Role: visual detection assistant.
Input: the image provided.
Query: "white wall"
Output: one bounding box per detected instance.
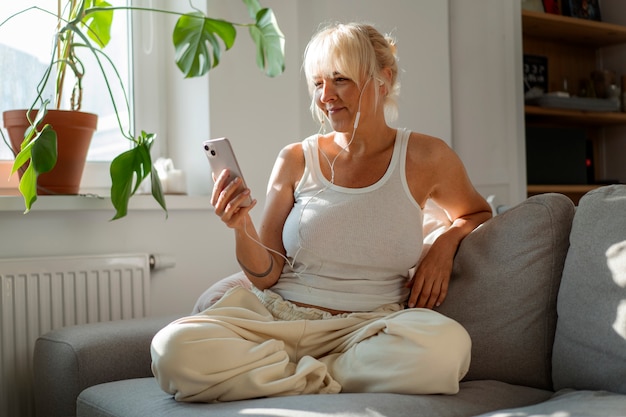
[293,1,452,142]
[0,0,524,317]
[449,0,526,207]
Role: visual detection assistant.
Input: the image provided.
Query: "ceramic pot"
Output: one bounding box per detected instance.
[3,109,97,195]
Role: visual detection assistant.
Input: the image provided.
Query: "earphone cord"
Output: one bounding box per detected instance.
[242,216,295,268]
[319,76,370,183]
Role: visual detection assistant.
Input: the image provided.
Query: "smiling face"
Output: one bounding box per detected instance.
[303,22,400,126]
[312,72,373,133]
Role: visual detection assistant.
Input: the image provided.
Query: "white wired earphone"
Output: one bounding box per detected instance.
[243,75,377,274]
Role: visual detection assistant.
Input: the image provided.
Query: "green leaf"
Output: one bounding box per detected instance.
[110,146,144,220]
[110,132,166,220]
[23,106,48,147]
[173,12,236,78]
[30,126,58,174]
[248,8,285,77]
[12,124,58,175]
[10,105,56,213]
[11,123,58,213]
[150,164,167,216]
[242,0,262,19]
[12,142,33,175]
[82,0,113,48]
[18,164,38,213]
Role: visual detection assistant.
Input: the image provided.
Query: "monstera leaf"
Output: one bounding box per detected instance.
[249,8,285,77]
[173,2,284,78]
[82,0,114,48]
[173,13,237,77]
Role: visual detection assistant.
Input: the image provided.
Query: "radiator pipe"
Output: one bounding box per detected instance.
[149,254,176,270]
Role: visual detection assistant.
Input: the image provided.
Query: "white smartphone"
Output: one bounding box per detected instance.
[203,137,252,207]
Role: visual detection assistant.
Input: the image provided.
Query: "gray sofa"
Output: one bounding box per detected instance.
[33,185,626,417]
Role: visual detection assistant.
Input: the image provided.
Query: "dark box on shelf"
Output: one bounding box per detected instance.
[562,0,601,21]
[526,127,592,184]
[523,55,548,94]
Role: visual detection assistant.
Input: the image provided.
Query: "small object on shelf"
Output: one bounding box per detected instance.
[561,0,601,21]
[591,69,617,98]
[525,95,621,112]
[523,54,548,94]
[546,91,570,97]
[542,0,561,14]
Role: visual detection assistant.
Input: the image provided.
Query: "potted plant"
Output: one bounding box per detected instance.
[0,0,285,219]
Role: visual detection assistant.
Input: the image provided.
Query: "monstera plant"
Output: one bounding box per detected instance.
[1,0,285,219]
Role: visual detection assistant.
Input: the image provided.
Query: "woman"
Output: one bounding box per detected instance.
[151,22,492,403]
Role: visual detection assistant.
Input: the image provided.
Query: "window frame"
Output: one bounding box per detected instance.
[82,0,210,197]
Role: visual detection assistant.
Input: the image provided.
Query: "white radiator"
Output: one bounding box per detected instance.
[0,253,153,417]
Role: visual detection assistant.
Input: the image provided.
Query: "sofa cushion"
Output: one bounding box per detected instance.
[552,184,626,394]
[192,271,252,313]
[475,389,626,417]
[33,315,178,417]
[77,378,552,417]
[436,193,575,391]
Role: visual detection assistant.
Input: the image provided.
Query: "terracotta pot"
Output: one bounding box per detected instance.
[3,109,97,195]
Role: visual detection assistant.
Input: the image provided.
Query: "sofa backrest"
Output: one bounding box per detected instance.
[436,192,575,391]
[552,185,626,394]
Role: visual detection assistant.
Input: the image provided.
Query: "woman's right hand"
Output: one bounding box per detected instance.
[211,169,256,229]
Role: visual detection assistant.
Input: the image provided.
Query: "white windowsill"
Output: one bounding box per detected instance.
[1,159,212,212]
[0,194,212,212]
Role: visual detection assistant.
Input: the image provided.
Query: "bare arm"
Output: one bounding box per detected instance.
[406,136,492,309]
[211,143,303,290]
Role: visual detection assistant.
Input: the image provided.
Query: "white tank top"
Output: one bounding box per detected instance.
[272,128,424,311]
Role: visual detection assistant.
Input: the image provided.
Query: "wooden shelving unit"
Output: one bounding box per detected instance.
[524,105,626,125]
[522,9,626,203]
[527,184,601,204]
[527,184,599,194]
[522,9,626,46]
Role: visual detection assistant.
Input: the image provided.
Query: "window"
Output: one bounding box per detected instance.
[0,1,132,162]
[1,1,210,198]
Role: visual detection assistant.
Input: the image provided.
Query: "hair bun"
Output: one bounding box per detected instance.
[385,36,398,57]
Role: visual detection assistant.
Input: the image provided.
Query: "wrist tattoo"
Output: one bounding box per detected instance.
[237,254,274,278]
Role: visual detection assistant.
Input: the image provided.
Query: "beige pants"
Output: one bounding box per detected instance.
[151,286,471,403]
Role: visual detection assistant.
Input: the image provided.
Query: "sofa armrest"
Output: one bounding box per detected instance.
[33,315,178,417]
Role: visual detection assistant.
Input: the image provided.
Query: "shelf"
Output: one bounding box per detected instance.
[522,9,626,46]
[527,184,600,193]
[525,105,626,125]
[527,184,604,204]
[522,7,626,204]
[0,194,213,212]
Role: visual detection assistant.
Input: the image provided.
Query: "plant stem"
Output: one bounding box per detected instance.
[56,0,71,108]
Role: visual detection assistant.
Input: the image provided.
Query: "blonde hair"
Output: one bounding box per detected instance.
[303,22,400,124]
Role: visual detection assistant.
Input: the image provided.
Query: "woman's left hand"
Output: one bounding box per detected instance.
[406,241,456,309]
